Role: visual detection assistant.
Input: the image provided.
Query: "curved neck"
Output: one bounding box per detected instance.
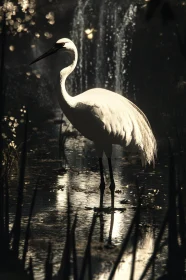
[59,49,78,109]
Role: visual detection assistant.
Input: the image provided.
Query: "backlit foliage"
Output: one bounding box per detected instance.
[1,106,28,176]
[0,0,55,41]
[0,0,36,35]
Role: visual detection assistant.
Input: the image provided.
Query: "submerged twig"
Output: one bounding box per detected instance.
[167,143,179,278]
[28,257,34,280]
[45,242,53,280]
[79,213,97,280]
[22,182,38,268]
[108,205,139,280]
[71,214,78,280]
[58,188,71,278]
[138,209,168,280]
[130,182,141,280]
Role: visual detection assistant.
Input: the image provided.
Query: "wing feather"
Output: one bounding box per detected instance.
[75,89,157,166]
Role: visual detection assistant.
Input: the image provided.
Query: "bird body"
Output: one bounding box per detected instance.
[30,37,157,209]
[61,87,156,166]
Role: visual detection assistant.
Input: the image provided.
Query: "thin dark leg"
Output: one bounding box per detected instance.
[108,211,114,245]
[99,158,105,208]
[108,158,115,209]
[107,157,115,245]
[99,212,104,242]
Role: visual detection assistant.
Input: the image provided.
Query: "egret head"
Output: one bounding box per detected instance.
[30,38,76,65]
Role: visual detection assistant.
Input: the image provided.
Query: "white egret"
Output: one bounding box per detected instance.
[30,38,157,209]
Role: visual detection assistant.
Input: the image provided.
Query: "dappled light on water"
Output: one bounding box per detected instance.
[6,130,168,279]
[97,231,154,280]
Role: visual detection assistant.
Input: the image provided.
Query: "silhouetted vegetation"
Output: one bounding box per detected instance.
[0,139,185,279]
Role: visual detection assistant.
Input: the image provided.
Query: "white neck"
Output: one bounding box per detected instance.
[59,48,78,109]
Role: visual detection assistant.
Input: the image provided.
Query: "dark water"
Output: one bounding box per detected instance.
[9,120,169,279]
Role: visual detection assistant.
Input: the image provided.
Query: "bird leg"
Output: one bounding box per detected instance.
[99,158,105,208]
[108,158,115,210]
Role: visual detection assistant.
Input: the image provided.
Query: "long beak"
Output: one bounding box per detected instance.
[29,45,61,65]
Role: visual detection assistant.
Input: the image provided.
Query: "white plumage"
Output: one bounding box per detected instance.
[71,88,156,166]
[30,38,157,208]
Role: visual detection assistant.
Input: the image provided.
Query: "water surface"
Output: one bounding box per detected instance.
[10,122,169,279]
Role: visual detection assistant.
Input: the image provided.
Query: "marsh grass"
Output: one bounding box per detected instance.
[0,115,186,279]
